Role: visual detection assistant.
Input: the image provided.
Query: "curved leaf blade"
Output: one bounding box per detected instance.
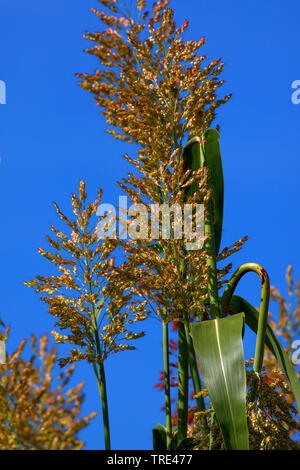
[229,295,300,414]
[182,130,224,255]
[190,313,249,450]
[203,129,224,256]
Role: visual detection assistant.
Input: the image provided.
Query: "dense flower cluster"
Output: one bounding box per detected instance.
[0,328,96,450]
[246,368,299,450]
[25,181,146,368]
[77,0,242,325]
[264,265,300,404]
[78,0,231,154]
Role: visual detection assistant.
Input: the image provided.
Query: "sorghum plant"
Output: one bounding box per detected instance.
[22,0,300,450]
[0,327,96,450]
[77,0,237,449]
[25,181,146,449]
[76,0,300,450]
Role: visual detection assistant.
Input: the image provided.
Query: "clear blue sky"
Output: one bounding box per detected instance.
[0,0,299,450]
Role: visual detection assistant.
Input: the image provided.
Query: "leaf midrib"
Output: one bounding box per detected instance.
[215,319,238,448]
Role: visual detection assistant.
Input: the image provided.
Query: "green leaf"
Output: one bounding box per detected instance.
[183,136,205,200]
[168,432,178,450]
[190,313,249,450]
[229,295,300,414]
[169,433,196,450]
[152,424,167,450]
[182,129,224,255]
[169,433,178,450]
[176,437,197,450]
[203,129,224,256]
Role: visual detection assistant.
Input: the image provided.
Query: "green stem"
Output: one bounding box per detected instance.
[204,200,221,319]
[92,362,111,450]
[93,332,111,450]
[221,262,270,373]
[163,322,172,448]
[177,321,189,443]
[184,323,208,430]
[83,242,111,450]
[209,412,216,450]
[98,361,111,450]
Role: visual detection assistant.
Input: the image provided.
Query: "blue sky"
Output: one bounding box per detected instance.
[0,0,299,450]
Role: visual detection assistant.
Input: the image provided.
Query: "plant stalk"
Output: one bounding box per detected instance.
[163,322,172,447]
[84,240,111,450]
[177,321,189,443]
[209,412,216,450]
[98,361,111,450]
[204,199,222,319]
[92,361,111,450]
[184,323,208,430]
